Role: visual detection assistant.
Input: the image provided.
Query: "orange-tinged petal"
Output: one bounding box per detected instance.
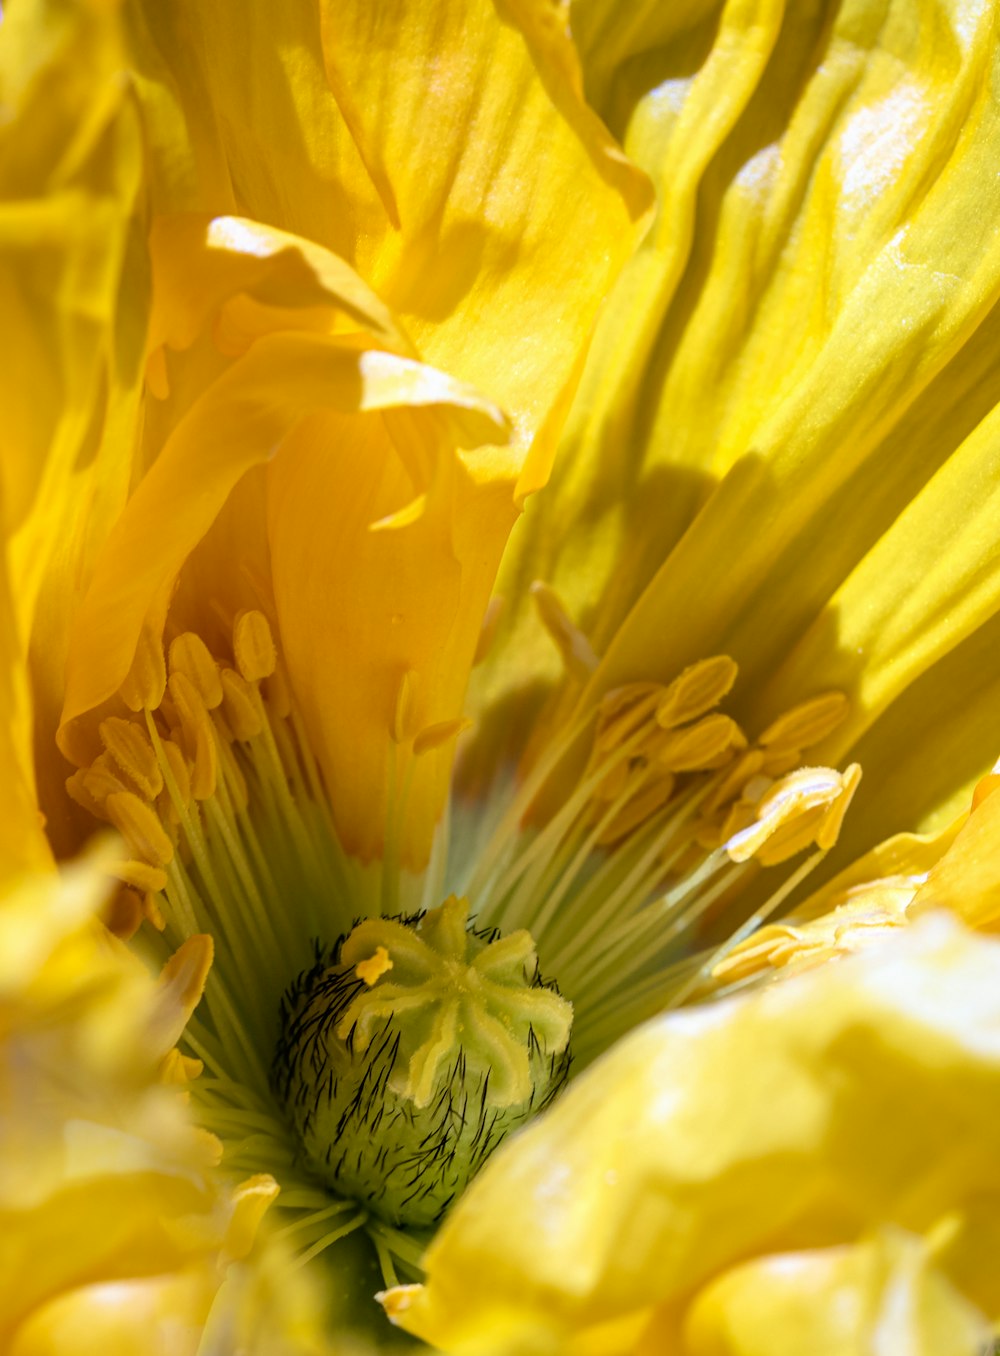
[0,0,147,867]
[267,407,515,864]
[57,331,509,761]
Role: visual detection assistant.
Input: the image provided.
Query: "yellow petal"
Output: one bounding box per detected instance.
[683,1231,990,1356]
[910,778,1000,931]
[127,0,650,484]
[0,852,330,1354]
[483,0,1000,851]
[58,331,508,751]
[0,0,147,867]
[385,915,1000,1352]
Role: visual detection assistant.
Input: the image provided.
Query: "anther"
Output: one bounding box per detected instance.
[654,713,744,772]
[71,754,131,814]
[355,945,393,985]
[105,790,175,868]
[596,773,676,846]
[531,581,599,681]
[724,764,861,865]
[99,717,164,800]
[413,717,472,756]
[111,859,169,894]
[220,669,264,741]
[159,737,192,806]
[758,692,850,751]
[119,622,167,713]
[656,656,738,728]
[168,672,218,800]
[233,609,277,682]
[169,633,224,709]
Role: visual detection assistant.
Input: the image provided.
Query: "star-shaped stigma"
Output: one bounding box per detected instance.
[338,895,573,1108]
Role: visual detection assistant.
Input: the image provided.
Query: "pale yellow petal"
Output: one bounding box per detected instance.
[385,916,1000,1352]
[683,1232,990,1356]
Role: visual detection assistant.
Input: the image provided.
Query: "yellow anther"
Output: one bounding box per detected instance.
[190,721,218,801]
[413,717,472,756]
[595,687,662,753]
[220,668,263,741]
[99,717,163,800]
[110,859,169,894]
[234,609,277,682]
[223,1175,281,1263]
[355,946,394,986]
[168,671,218,800]
[65,769,108,820]
[169,632,224,709]
[712,923,806,983]
[159,737,192,806]
[143,891,166,930]
[119,622,167,713]
[105,790,175,867]
[104,886,144,939]
[718,798,758,843]
[656,656,738,729]
[264,662,292,719]
[724,764,861,865]
[654,713,744,772]
[473,595,504,666]
[72,754,131,813]
[758,691,849,751]
[599,682,663,721]
[392,669,419,744]
[814,762,862,851]
[169,670,206,743]
[596,773,676,846]
[752,807,830,866]
[713,877,912,984]
[531,581,599,682]
[160,1048,204,1085]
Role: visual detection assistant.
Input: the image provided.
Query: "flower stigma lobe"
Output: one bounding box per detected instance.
[273,895,572,1230]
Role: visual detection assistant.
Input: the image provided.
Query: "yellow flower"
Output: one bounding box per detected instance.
[8,0,1000,1352]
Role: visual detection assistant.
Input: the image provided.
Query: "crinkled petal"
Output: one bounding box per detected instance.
[483,0,1000,849]
[57,331,508,755]
[683,1231,990,1356]
[384,915,1000,1353]
[126,0,650,483]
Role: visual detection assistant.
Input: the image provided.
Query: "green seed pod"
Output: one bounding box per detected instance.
[273,896,573,1229]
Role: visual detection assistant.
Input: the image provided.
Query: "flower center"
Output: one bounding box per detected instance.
[273,896,572,1228]
[60,594,861,1285]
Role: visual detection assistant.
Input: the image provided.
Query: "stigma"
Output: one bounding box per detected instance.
[273,896,572,1228]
